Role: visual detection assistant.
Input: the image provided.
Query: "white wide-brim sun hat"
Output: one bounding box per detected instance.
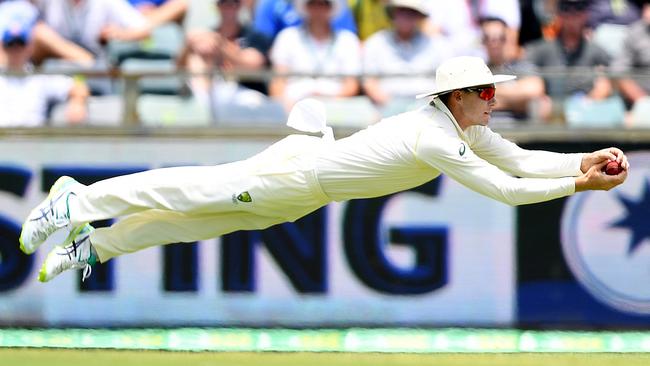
[386,0,429,17]
[416,56,516,99]
[294,0,344,19]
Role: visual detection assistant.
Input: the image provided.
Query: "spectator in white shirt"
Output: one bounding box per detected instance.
[0,18,89,127]
[269,0,361,111]
[362,0,452,115]
[0,0,93,67]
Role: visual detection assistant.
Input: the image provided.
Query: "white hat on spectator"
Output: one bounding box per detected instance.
[386,0,429,17]
[416,56,516,99]
[0,0,38,34]
[294,0,344,19]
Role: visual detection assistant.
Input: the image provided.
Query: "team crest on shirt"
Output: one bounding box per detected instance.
[561,152,650,315]
[459,143,466,156]
[237,191,252,203]
[232,191,253,203]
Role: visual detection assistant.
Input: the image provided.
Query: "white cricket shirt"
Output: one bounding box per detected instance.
[315,99,582,206]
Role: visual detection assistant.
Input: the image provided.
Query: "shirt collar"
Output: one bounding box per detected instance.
[432,97,468,140]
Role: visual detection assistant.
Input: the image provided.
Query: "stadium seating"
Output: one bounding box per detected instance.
[107,22,184,65]
[120,58,184,95]
[137,94,210,126]
[592,23,629,58]
[563,94,626,128]
[315,96,380,127]
[630,96,650,127]
[41,58,114,96]
[50,95,124,126]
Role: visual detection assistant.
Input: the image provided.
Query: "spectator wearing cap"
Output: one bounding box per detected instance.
[0,0,93,67]
[362,0,452,115]
[39,0,152,63]
[525,0,616,122]
[611,2,650,116]
[480,16,551,123]
[0,18,89,126]
[269,0,362,112]
[253,0,357,41]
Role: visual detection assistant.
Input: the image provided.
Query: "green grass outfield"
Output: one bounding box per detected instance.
[3,328,650,353]
[2,349,650,366]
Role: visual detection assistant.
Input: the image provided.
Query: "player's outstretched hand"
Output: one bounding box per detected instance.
[580,147,630,173]
[575,159,628,192]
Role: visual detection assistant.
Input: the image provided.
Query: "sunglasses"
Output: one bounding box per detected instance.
[464,85,496,101]
[558,2,589,13]
[3,37,27,48]
[306,0,333,7]
[482,34,506,44]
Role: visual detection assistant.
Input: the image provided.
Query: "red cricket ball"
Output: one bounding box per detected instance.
[605,161,622,175]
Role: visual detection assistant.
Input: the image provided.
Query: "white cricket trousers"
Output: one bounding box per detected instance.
[68,135,331,262]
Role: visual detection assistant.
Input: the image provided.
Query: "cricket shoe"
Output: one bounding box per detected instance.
[38,224,97,283]
[20,176,84,255]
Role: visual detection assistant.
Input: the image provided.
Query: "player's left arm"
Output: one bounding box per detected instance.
[414,127,577,206]
[468,126,584,178]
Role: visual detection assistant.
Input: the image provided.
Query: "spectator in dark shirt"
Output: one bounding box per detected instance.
[177,0,279,122]
[526,0,622,125]
[611,2,650,110]
[525,0,613,101]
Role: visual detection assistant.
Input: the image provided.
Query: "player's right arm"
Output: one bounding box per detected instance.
[574,159,628,192]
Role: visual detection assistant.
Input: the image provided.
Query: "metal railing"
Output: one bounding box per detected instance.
[3,66,650,130]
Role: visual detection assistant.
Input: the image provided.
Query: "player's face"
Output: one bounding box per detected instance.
[462,85,496,126]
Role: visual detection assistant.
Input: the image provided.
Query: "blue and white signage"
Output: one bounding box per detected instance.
[562,152,650,315]
[0,136,515,327]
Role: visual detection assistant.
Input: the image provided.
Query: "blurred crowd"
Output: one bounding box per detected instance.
[1,0,650,128]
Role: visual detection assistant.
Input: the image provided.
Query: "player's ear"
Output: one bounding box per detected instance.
[452,90,463,102]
